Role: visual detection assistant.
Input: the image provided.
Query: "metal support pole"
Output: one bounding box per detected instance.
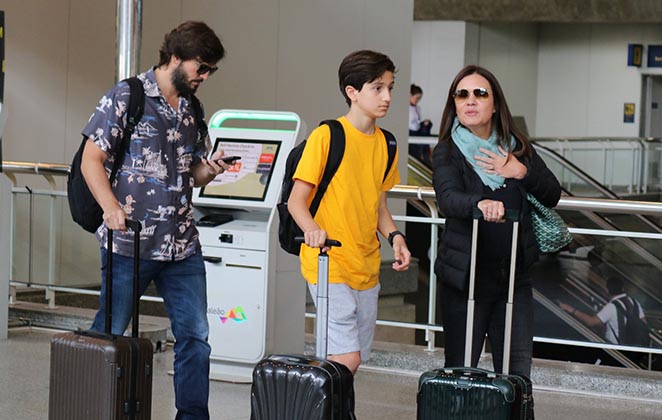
[46,175,56,288]
[0,175,11,339]
[116,0,142,81]
[423,194,440,353]
[45,288,57,310]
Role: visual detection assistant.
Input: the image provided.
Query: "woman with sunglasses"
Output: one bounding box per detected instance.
[431,65,561,419]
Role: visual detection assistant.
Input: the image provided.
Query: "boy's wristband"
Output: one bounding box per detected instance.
[388,230,406,247]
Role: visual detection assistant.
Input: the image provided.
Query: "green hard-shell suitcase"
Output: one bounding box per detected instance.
[417,210,533,420]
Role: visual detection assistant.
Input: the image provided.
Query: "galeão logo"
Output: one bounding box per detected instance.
[219,306,247,324]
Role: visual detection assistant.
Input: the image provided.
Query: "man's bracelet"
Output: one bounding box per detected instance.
[387,230,406,247]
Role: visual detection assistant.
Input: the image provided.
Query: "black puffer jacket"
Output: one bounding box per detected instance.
[432,138,561,292]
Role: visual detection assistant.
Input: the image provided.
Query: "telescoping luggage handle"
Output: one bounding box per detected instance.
[106,220,142,338]
[295,236,342,359]
[465,209,519,375]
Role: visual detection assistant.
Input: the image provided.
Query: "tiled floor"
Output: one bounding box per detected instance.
[2,327,662,420]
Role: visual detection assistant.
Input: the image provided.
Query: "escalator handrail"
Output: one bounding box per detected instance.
[532,143,620,199]
[534,143,662,233]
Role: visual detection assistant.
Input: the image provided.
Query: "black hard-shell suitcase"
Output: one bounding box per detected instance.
[251,239,357,420]
[417,210,533,420]
[49,221,154,420]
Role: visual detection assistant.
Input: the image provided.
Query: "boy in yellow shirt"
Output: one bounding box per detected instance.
[288,50,412,374]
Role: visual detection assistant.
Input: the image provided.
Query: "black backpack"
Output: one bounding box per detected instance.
[276,119,397,255]
[613,296,649,346]
[67,77,207,233]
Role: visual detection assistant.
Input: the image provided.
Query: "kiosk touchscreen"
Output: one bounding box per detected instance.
[193,110,303,382]
[196,137,281,205]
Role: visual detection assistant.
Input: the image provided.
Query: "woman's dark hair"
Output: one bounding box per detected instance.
[410,83,423,96]
[338,50,396,106]
[437,65,531,160]
[158,21,225,67]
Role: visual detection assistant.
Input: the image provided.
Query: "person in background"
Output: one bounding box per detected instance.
[81,21,226,420]
[288,50,412,376]
[409,83,433,136]
[409,83,433,167]
[432,64,562,420]
[560,276,647,345]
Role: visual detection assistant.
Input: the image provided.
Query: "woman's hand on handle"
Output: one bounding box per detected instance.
[477,199,505,223]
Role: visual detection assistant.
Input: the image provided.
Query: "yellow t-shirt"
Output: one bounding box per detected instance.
[293,117,400,290]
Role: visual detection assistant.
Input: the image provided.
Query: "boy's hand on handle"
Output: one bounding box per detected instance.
[392,237,411,271]
[477,199,505,223]
[295,235,341,253]
[304,228,330,253]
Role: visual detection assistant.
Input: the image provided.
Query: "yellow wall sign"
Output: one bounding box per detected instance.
[628,44,642,67]
[624,103,635,123]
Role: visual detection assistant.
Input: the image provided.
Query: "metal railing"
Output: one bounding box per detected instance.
[386,185,662,356]
[3,160,662,363]
[409,135,662,196]
[533,137,662,195]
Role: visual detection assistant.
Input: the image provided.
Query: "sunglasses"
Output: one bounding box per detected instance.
[195,60,218,76]
[452,87,490,100]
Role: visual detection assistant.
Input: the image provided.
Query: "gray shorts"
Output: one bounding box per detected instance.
[307,282,381,362]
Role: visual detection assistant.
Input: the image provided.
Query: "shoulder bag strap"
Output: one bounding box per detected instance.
[380,127,398,182]
[109,77,145,182]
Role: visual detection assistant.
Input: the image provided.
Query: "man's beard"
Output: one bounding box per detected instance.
[172,63,199,96]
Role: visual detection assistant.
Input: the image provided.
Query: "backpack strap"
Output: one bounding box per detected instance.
[381,127,398,182]
[307,121,396,216]
[188,94,209,143]
[309,119,345,217]
[611,298,628,344]
[109,77,145,183]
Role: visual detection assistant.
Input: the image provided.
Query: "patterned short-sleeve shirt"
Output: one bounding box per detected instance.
[82,68,211,261]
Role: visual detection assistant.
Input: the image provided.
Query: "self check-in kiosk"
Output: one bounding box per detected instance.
[192,110,305,382]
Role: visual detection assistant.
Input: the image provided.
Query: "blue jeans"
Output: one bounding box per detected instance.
[91,249,211,420]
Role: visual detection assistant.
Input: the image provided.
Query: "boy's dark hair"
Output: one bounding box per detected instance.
[158,21,225,67]
[606,276,625,296]
[338,50,396,106]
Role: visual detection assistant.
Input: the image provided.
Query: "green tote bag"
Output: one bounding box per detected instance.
[527,193,573,253]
